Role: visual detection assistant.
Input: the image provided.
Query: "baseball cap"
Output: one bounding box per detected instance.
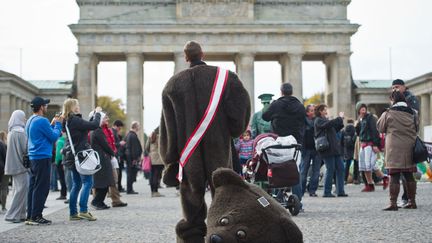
[30,97,50,108]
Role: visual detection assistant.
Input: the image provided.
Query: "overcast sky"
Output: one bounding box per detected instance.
[1,0,431,132]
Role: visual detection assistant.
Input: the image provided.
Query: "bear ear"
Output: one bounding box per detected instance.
[279,216,303,243]
[212,168,248,189]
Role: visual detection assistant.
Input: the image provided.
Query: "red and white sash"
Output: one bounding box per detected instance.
[177,67,229,183]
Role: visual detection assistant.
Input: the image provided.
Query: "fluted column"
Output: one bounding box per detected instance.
[420,94,430,137]
[336,52,353,119]
[280,53,303,102]
[126,53,144,143]
[9,95,16,113]
[0,94,11,131]
[77,53,98,117]
[235,52,255,113]
[174,52,189,75]
[21,99,27,112]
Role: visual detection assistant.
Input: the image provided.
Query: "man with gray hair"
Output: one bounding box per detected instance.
[124,121,142,194]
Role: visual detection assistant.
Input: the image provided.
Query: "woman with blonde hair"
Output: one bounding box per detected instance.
[62,98,102,221]
[4,110,28,223]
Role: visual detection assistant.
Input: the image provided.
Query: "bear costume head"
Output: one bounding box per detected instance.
[206,168,303,243]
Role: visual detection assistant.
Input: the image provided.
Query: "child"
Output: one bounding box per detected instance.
[235,130,254,176]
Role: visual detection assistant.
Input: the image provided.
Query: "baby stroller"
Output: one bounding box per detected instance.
[245,133,302,216]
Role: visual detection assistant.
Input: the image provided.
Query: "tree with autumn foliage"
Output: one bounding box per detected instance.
[97,96,126,124]
[303,92,324,106]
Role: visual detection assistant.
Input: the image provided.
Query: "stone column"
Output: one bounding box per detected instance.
[21,99,27,112]
[15,97,21,112]
[235,52,255,113]
[420,94,430,137]
[126,53,144,143]
[174,52,188,74]
[336,52,354,119]
[280,53,303,102]
[77,53,98,117]
[0,94,11,131]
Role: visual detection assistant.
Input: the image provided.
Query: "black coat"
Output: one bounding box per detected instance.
[314,116,344,158]
[90,128,115,188]
[64,113,101,152]
[303,117,316,150]
[262,96,306,144]
[341,124,356,160]
[0,141,6,176]
[125,131,142,163]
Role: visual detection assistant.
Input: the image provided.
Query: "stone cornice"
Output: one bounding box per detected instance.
[69,23,359,35]
[76,0,350,6]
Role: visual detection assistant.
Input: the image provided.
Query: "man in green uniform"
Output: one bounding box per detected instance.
[250,93,274,138]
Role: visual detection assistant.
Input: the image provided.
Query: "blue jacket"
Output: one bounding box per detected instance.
[26,115,62,160]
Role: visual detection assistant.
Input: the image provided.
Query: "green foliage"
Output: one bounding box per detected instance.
[304,92,324,106]
[97,96,126,125]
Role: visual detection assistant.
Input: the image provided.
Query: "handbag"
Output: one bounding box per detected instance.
[142,156,152,172]
[315,129,329,152]
[65,121,101,175]
[412,115,429,163]
[22,153,30,169]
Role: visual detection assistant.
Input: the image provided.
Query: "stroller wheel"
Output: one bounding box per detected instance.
[285,194,301,216]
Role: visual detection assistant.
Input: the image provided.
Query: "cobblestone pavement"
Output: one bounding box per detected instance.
[1,175,431,243]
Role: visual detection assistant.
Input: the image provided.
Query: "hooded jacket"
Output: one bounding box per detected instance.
[314,116,344,158]
[262,96,306,144]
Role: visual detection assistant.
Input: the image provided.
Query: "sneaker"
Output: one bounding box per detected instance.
[126,191,138,195]
[27,216,52,225]
[151,192,165,197]
[91,203,110,210]
[56,196,67,200]
[64,199,69,204]
[78,212,97,221]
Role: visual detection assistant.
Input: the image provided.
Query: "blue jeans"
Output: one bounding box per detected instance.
[300,149,321,194]
[69,168,93,215]
[27,158,51,219]
[322,156,345,196]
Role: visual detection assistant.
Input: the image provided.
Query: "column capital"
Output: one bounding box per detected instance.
[126,52,144,60]
[76,52,93,58]
[336,51,353,57]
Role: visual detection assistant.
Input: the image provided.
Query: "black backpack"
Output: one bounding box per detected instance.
[344,133,356,148]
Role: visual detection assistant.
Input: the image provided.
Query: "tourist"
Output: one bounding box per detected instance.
[124,121,143,194]
[0,131,9,212]
[101,116,127,207]
[90,113,117,210]
[4,110,28,223]
[112,120,126,192]
[159,40,250,242]
[300,104,321,197]
[314,104,347,197]
[378,91,418,210]
[54,132,67,200]
[355,103,388,192]
[62,98,101,221]
[262,83,305,207]
[145,127,165,197]
[26,97,62,225]
[341,118,359,184]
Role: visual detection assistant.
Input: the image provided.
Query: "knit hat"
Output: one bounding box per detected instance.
[392,79,405,86]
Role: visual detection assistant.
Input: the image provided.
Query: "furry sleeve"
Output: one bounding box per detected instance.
[159,89,179,166]
[223,72,251,138]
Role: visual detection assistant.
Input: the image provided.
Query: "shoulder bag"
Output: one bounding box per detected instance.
[412,115,429,164]
[65,121,101,175]
[315,128,329,152]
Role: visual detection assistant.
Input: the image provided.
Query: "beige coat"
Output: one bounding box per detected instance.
[146,136,164,166]
[377,108,417,169]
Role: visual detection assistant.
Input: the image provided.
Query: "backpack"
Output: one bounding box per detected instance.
[344,133,356,148]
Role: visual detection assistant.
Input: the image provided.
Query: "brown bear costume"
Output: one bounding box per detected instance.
[159,61,251,242]
[207,168,303,243]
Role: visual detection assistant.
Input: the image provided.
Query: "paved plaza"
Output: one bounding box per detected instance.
[0,174,431,243]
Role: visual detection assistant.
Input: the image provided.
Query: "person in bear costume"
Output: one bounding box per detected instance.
[207,168,303,243]
[159,41,251,243]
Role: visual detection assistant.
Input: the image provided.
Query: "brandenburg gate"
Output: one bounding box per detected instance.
[70,0,359,136]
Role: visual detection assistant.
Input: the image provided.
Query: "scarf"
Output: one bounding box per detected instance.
[102,124,117,154]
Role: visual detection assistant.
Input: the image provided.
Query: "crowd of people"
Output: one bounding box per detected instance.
[0,40,428,243]
[0,96,163,225]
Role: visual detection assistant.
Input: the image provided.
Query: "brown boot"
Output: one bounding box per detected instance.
[383,183,399,211]
[361,184,375,192]
[403,181,417,209]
